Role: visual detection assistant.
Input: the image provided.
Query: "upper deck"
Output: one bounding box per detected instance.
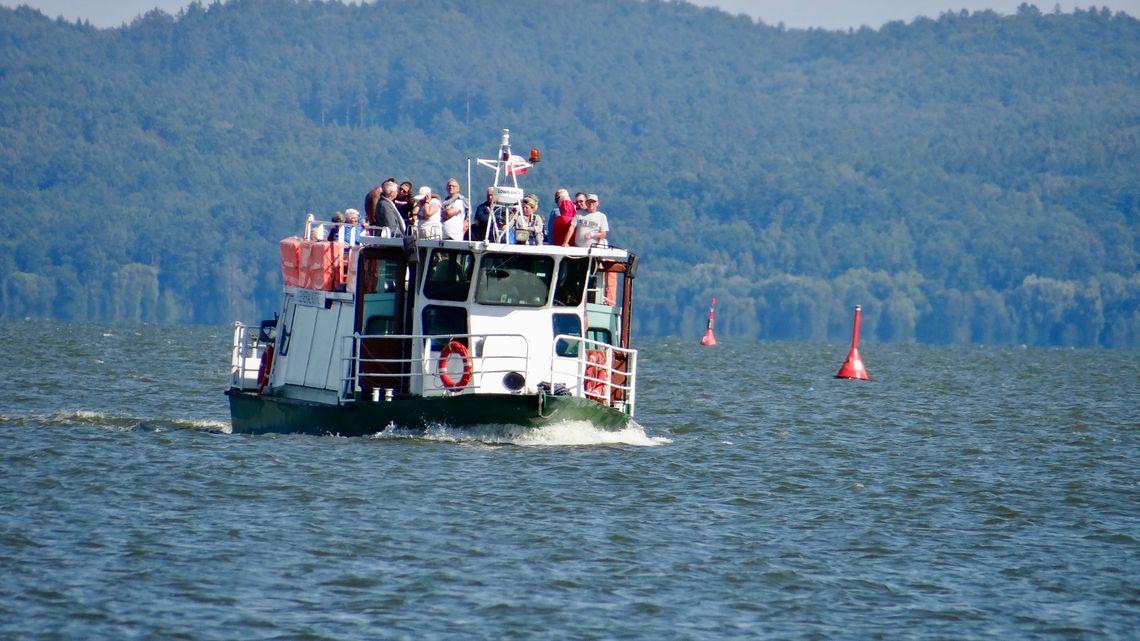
[281,213,637,300]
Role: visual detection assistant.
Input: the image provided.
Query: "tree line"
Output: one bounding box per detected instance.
[0,0,1137,347]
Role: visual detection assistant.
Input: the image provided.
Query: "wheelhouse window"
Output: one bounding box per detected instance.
[422,305,468,351]
[588,327,612,345]
[553,257,589,307]
[474,253,554,307]
[553,313,582,357]
[359,252,403,295]
[423,249,474,302]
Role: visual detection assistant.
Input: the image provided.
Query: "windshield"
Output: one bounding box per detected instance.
[474,253,554,307]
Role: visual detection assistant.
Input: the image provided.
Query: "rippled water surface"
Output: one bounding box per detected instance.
[1,322,1137,640]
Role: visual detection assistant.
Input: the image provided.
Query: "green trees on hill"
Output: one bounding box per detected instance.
[0,0,1137,347]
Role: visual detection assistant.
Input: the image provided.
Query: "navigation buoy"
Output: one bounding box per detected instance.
[835,304,869,380]
[700,297,717,346]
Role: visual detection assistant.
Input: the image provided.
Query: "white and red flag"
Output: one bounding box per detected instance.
[505,154,532,176]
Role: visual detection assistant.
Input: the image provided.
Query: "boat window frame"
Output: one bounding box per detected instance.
[473,252,555,307]
[553,257,589,307]
[423,248,475,302]
[421,304,469,351]
[587,327,612,345]
[553,313,583,357]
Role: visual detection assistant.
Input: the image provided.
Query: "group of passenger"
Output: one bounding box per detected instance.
[471,187,610,248]
[356,177,470,241]
[319,208,365,244]
[319,178,610,249]
[554,189,609,248]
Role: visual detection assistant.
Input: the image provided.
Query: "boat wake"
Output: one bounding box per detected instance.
[371,420,670,447]
[0,410,232,434]
[4,411,669,447]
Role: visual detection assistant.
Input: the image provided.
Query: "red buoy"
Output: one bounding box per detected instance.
[700,297,717,346]
[835,304,869,380]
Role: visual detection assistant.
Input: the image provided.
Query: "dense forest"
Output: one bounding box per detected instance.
[1,0,1137,347]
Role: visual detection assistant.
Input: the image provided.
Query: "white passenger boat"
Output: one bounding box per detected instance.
[225,130,639,435]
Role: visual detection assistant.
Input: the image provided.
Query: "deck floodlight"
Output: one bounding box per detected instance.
[503,371,526,392]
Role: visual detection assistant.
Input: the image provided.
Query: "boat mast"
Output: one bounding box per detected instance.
[475,128,530,243]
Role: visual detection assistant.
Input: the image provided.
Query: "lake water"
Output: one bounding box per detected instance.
[1,321,1137,640]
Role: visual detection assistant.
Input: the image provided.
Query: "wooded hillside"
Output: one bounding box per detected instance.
[1,0,1137,346]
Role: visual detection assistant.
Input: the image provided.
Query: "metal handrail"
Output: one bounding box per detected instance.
[338,332,534,402]
[232,322,637,415]
[550,334,637,415]
[229,322,266,390]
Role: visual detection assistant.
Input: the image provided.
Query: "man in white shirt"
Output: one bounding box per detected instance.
[441,178,468,240]
[572,193,609,248]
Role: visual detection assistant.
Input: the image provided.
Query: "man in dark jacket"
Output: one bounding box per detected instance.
[369,177,405,236]
[471,187,493,242]
[376,179,406,237]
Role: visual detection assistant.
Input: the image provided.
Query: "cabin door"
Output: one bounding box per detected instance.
[355,247,412,397]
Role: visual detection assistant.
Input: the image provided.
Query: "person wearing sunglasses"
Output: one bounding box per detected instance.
[570,193,608,248]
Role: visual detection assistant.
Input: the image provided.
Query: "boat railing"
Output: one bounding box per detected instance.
[303,213,393,243]
[339,332,534,402]
[295,214,371,290]
[337,332,634,412]
[296,213,426,293]
[550,334,637,415]
[229,321,267,391]
[232,322,635,414]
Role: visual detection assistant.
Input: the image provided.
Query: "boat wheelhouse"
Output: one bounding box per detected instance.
[225,130,639,436]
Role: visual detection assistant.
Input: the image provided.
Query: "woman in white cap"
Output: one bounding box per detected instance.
[413,186,442,240]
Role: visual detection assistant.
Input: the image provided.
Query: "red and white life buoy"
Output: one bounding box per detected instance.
[584,349,610,404]
[257,344,274,393]
[438,340,472,391]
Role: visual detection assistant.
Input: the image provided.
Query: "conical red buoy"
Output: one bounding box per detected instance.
[835,304,869,380]
[699,297,717,346]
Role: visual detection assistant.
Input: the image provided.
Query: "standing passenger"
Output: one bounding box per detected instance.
[571,193,608,247]
[414,186,443,239]
[546,189,569,244]
[364,186,382,228]
[441,178,468,240]
[515,194,544,245]
[376,180,405,237]
[472,187,493,242]
[553,196,577,246]
[396,181,415,228]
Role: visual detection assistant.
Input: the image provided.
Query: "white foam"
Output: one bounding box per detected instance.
[32,410,233,434]
[376,420,669,447]
[509,420,669,447]
[169,418,232,433]
[71,410,108,421]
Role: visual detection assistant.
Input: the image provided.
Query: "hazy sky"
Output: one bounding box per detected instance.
[4,0,1139,29]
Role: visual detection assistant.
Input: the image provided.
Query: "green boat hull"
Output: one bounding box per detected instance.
[225,390,631,436]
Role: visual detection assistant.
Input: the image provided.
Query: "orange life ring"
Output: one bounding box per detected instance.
[438,340,472,391]
[584,349,609,403]
[257,344,274,393]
